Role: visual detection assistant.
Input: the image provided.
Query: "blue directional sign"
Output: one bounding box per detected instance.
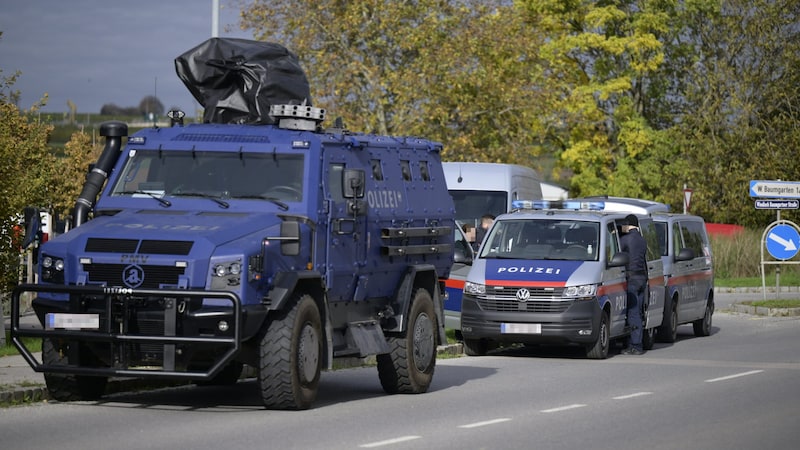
[766,224,800,260]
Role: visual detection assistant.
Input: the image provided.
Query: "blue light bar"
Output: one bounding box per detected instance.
[512,199,606,211]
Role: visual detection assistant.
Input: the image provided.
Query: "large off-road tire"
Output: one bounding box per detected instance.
[42,338,108,402]
[585,311,610,359]
[463,338,489,356]
[693,299,714,337]
[658,296,678,343]
[197,361,243,386]
[377,288,437,394]
[258,294,322,410]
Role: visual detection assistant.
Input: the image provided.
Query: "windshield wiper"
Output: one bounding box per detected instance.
[117,190,172,207]
[230,194,289,211]
[171,192,230,209]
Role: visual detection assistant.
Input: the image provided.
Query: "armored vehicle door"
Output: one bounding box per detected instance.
[324,160,368,302]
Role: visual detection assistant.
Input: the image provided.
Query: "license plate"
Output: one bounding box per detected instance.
[46,313,100,330]
[501,323,541,334]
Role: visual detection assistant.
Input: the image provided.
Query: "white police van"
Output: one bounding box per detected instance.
[460,200,665,359]
[651,212,714,341]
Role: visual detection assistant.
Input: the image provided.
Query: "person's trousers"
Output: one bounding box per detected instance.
[626,275,647,350]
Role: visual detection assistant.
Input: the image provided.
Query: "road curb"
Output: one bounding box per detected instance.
[1,344,464,406]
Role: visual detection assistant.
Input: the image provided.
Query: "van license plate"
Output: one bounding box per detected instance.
[46,313,100,330]
[501,323,541,334]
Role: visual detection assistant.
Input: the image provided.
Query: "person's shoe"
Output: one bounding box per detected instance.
[620,347,645,355]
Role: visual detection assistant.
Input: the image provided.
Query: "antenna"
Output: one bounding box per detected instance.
[212,0,219,37]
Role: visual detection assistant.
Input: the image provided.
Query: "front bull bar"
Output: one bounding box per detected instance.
[10,284,241,381]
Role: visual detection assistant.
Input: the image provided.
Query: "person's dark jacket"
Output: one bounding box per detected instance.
[620,228,647,275]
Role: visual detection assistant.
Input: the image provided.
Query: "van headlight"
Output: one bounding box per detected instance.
[464,281,486,295]
[563,284,597,299]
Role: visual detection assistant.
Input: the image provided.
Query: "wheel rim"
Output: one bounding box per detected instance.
[413,312,435,372]
[600,319,609,350]
[297,322,320,384]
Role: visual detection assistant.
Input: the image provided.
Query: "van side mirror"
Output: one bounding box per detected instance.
[676,248,695,262]
[608,252,629,268]
[280,221,300,256]
[343,169,365,199]
[454,245,474,265]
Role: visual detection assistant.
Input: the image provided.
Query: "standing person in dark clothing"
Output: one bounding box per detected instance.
[619,214,647,355]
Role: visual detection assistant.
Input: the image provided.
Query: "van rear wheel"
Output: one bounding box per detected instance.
[658,297,678,343]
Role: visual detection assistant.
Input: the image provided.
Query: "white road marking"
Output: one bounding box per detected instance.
[359,436,422,448]
[613,391,653,400]
[540,404,587,413]
[705,370,764,383]
[458,418,512,429]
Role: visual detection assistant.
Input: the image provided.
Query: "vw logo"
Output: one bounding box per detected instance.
[516,288,530,302]
[122,264,145,289]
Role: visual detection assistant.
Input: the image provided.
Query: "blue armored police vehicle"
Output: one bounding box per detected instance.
[10,38,456,410]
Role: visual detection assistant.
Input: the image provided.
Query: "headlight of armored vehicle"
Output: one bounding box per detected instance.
[464,281,486,295]
[211,259,243,289]
[41,254,65,283]
[563,284,598,299]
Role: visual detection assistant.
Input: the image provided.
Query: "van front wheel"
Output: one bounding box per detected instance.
[693,300,714,337]
[586,311,610,359]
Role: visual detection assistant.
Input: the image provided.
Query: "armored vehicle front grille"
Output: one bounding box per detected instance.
[86,264,186,289]
[85,238,193,255]
[139,240,193,255]
[86,238,138,253]
[478,286,571,313]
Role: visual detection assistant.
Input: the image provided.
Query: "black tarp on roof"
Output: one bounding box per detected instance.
[175,38,312,125]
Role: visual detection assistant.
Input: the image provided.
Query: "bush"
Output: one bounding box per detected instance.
[710,228,800,279]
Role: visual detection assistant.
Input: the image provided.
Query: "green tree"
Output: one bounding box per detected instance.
[517,0,676,199]
[239,0,552,167]
[0,68,55,304]
[668,0,800,226]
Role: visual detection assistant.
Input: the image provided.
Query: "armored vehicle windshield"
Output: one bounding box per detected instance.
[110,150,305,203]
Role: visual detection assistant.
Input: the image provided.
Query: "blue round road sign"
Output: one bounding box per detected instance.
[766,224,800,260]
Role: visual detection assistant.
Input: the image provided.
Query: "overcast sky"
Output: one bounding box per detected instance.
[0,0,251,114]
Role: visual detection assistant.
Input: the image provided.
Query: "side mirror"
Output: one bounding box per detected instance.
[343,169,365,199]
[280,221,300,256]
[608,252,629,268]
[675,248,695,262]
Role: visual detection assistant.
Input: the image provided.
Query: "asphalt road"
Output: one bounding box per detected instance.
[1,307,798,450]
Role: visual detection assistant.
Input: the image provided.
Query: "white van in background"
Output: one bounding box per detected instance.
[443,162,543,226]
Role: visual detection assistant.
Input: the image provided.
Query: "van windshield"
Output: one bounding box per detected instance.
[449,190,507,226]
[479,219,600,261]
[110,150,305,202]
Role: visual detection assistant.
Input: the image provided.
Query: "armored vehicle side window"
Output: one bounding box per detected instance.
[370,159,384,181]
[327,163,345,201]
[419,161,430,181]
[400,160,412,181]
